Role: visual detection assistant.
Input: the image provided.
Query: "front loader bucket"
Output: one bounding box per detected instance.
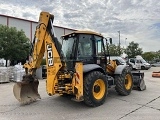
[13,80,41,104]
[132,71,146,91]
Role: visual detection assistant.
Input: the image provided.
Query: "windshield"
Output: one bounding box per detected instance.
[110,56,126,63]
[118,57,126,63]
[140,59,147,63]
[61,36,76,60]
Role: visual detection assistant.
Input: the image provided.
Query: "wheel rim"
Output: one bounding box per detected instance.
[125,74,132,90]
[92,79,105,100]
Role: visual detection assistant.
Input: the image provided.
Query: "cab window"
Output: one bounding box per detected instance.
[130,58,135,63]
[78,34,93,58]
[95,35,104,56]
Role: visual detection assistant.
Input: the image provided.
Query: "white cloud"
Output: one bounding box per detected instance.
[0,0,160,52]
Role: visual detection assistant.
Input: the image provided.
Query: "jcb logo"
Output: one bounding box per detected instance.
[47,44,53,66]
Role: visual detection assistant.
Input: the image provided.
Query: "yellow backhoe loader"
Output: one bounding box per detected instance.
[13,11,146,107]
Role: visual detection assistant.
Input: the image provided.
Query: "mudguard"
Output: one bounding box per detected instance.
[83,64,105,74]
[114,65,128,74]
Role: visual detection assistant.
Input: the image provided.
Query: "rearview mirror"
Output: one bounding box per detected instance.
[109,38,112,44]
[105,37,112,44]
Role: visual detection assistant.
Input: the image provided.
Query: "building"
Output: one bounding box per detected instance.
[0,14,76,66]
[0,14,76,43]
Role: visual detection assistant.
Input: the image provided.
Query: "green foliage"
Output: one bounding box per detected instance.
[125,41,143,58]
[155,52,160,61]
[0,25,31,65]
[142,52,156,62]
[142,51,160,63]
[108,44,123,56]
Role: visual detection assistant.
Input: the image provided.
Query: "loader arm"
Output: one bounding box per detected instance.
[13,12,64,103]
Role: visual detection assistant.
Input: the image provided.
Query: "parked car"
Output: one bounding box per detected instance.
[110,56,127,65]
[151,62,160,67]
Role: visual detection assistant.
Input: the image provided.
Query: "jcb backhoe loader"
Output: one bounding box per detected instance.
[13,11,146,107]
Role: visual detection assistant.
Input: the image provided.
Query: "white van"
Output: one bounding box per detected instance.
[138,58,151,70]
[128,58,151,70]
[128,58,141,70]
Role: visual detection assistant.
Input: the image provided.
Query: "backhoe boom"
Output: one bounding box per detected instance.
[13,12,64,103]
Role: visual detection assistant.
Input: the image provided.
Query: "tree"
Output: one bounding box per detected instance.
[155,52,160,62]
[142,52,156,62]
[125,41,143,58]
[107,44,123,56]
[0,25,31,66]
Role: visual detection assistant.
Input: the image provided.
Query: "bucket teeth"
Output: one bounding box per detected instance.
[21,95,41,105]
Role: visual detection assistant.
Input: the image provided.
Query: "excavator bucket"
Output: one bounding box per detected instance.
[132,71,146,91]
[13,80,41,104]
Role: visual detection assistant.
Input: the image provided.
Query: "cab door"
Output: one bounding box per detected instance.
[94,35,106,69]
[77,34,94,64]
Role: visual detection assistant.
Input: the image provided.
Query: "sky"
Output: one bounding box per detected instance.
[0,0,160,52]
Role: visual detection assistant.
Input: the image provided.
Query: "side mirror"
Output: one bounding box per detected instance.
[109,38,112,44]
[105,37,112,44]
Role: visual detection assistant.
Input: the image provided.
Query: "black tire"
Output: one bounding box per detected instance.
[128,64,133,70]
[141,66,145,70]
[115,67,133,96]
[83,71,107,107]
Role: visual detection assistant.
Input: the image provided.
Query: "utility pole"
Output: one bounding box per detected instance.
[125,38,127,48]
[118,31,120,55]
[125,38,127,54]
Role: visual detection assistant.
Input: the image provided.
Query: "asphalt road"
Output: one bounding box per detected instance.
[0,67,160,120]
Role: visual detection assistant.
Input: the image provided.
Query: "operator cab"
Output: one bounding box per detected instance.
[61,31,109,70]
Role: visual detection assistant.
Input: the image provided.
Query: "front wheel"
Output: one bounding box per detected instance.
[83,71,108,107]
[115,67,133,96]
[141,66,145,70]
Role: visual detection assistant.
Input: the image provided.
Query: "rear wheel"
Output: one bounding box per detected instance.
[83,71,107,107]
[115,67,133,96]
